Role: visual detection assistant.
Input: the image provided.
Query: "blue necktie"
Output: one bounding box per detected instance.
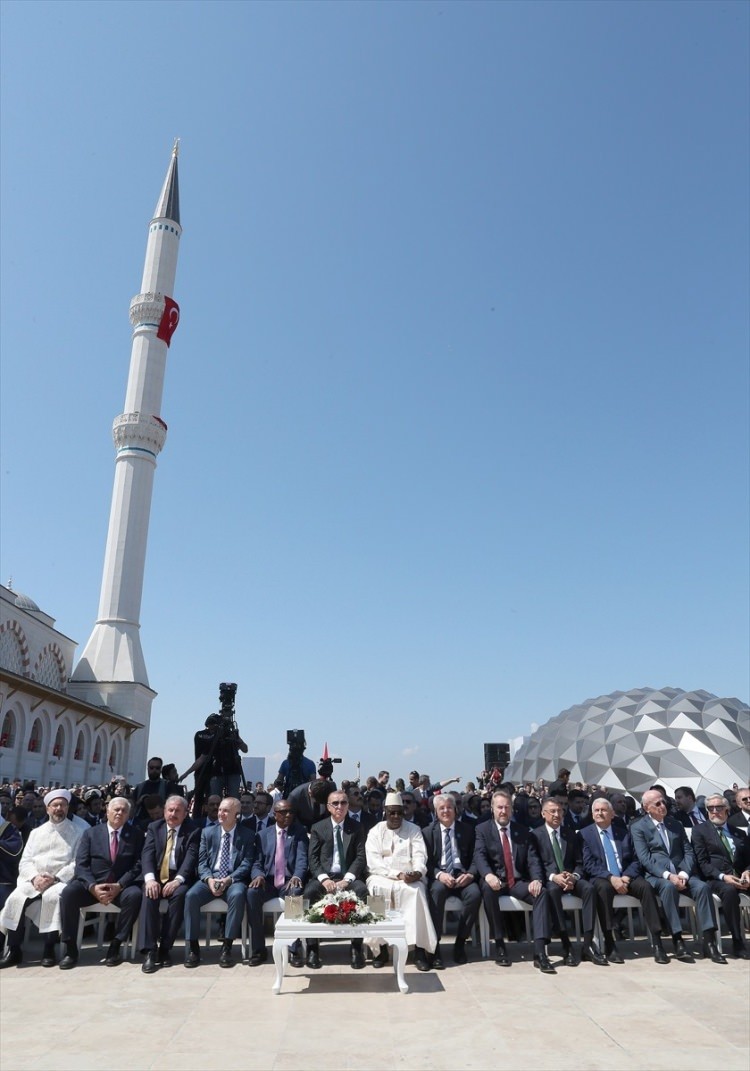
[217,832,231,878]
[601,830,621,876]
[443,828,455,871]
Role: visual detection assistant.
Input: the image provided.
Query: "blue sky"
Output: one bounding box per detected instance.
[1,0,747,786]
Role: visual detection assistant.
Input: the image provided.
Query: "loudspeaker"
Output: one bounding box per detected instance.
[484,742,510,770]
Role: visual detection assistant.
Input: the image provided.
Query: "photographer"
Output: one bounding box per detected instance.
[277,731,316,799]
[181,693,248,816]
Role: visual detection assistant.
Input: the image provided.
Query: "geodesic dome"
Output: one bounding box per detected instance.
[506,687,749,797]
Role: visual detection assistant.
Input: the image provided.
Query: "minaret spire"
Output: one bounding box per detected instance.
[69,146,184,775]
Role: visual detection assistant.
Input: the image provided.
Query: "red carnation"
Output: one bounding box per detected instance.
[323,904,338,921]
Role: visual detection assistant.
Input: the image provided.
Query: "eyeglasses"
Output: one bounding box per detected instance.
[329,801,348,807]
[737,797,750,804]
[651,801,667,807]
[706,805,728,812]
[275,809,292,815]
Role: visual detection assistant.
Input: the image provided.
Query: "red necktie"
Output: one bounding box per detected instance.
[501,827,515,889]
[110,830,119,862]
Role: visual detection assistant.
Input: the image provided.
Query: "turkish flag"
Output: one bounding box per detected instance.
[157,296,180,346]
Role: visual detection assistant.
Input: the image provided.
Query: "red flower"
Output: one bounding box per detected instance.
[323,904,339,921]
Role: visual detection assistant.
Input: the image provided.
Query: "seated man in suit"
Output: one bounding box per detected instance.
[674,786,708,828]
[139,795,201,973]
[692,793,750,959]
[474,789,553,972]
[304,789,368,969]
[530,798,607,967]
[59,797,144,969]
[727,786,750,834]
[580,797,668,964]
[247,798,309,966]
[631,788,724,963]
[365,792,437,972]
[183,797,257,968]
[244,791,275,834]
[424,794,481,967]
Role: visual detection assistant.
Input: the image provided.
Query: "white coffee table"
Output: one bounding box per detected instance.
[272,912,410,994]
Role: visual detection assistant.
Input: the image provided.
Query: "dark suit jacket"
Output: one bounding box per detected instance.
[691,822,750,881]
[197,823,258,885]
[530,824,585,880]
[563,813,593,834]
[141,817,200,885]
[308,815,366,881]
[73,823,145,889]
[728,811,750,834]
[579,822,642,881]
[630,815,696,879]
[241,815,276,834]
[347,809,378,833]
[288,783,329,831]
[251,821,309,884]
[674,806,708,829]
[473,819,543,884]
[424,820,478,881]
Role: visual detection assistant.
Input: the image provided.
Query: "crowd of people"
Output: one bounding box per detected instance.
[0,758,748,976]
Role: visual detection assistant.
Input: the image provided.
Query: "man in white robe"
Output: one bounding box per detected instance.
[0,789,81,967]
[365,791,437,971]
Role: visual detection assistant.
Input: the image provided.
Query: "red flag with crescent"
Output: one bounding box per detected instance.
[157,296,180,346]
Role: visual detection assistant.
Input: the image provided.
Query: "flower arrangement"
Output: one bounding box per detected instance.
[304,891,384,926]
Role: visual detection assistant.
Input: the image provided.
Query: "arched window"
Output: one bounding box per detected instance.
[53,725,65,758]
[92,735,103,764]
[74,731,84,762]
[0,711,16,748]
[28,718,42,753]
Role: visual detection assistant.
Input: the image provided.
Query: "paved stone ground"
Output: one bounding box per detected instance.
[1,934,748,1071]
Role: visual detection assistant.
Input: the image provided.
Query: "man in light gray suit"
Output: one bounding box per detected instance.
[631,789,724,964]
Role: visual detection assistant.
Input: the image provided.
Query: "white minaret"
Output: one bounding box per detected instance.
[69,143,182,775]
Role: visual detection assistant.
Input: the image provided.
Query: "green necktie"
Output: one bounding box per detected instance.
[718,829,734,863]
[551,830,565,871]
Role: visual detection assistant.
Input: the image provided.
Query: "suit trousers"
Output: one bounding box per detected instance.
[184,881,246,941]
[704,878,742,942]
[59,883,142,943]
[545,878,596,937]
[138,878,190,953]
[480,880,550,943]
[246,881,303,954]
[644,874,715,935]
[591,876,662,935]
[428,878,481,943]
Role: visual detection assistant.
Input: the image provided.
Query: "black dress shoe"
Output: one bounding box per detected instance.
[248,948,268,967]
[59,953,78,970]
[581,946,608,966]
[415,953,431,972]
[606,946,624,964]
[533,954,557,974]
[306,948,322,969]
[289,949,305,968]
[184,948,200,968]
[731,943,750,960]
[350,945,365,969]
[653,941,670,965]
[431,953,445,970]
[104,940,123,967]
[452,943,467,965]
[703,940,727,964]
[372,945,389,968]
[562,949,578,967]
[0,948,22,969]
[494,943,511,967]
[159,949,172,967]
[672,937,694,962]
[142,952,160,974]
[40,945,58,968]
[219,946,235,968]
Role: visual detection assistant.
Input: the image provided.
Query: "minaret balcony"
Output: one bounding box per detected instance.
[129,292,166,328]
[112,412,168,456]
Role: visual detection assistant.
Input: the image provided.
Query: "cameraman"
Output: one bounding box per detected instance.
[181,714,248,805]
[277,732,316,799]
